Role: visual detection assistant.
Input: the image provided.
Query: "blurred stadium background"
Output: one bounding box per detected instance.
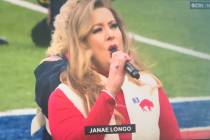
[0,0,210,139]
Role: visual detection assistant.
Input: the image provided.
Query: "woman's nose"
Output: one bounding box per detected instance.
[106,27,114,41]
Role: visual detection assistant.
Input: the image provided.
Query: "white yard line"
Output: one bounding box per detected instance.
[3,0,47,14]
[0,108,36,117]
[3,0,210,61]
[129,33,210,61]
[181,126,210,132]
[0,96,210,116]
[170,96,210,103]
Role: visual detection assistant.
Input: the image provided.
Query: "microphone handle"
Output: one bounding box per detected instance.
[125,62,140,79]
[110,47,140,79]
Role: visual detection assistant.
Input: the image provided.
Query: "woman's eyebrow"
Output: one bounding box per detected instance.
[92,19,116,27]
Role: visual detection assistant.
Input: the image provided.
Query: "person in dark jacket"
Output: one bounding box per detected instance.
[37,0,67,30]
[48,0,67,30]
[32,57,67,140]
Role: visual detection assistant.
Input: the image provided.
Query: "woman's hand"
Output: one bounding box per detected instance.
[105,51,131,97]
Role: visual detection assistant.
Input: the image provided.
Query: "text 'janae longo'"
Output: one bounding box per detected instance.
[85,124,136,135]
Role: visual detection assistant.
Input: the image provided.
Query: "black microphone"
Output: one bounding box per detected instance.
[110,48,140,79]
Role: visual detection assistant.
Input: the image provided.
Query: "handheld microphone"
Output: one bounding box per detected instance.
[110,48,140,79]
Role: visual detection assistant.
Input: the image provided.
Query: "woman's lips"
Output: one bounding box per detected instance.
[108,45,118,56]
[108,44,118,52]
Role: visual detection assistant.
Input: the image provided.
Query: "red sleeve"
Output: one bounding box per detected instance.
[158,87,182,140]
[48,88,116,140]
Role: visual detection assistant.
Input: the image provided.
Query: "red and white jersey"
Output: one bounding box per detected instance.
[48,73,182,140]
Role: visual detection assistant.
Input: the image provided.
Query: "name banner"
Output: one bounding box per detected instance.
[85,124,136,135]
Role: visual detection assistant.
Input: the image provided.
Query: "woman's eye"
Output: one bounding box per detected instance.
[110,23,119,29]
[92,27,102,34]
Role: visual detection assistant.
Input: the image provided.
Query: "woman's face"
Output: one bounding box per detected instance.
[87,7,123,75]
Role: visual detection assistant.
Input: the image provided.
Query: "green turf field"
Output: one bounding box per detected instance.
[113,0,210,54]
[0,0,209,111]
[112,0,210,97]
[0,1,46,110]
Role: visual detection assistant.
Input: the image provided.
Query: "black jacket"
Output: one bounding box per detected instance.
[34,58,67,140]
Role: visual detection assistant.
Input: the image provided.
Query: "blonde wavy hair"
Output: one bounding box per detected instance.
[47,0,145,118]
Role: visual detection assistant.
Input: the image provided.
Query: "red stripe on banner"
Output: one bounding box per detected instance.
[181,129,210,140]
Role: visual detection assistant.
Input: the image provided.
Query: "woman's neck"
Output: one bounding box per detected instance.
[91,63,109,77]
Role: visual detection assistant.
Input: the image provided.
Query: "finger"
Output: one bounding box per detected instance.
[112,51,128,60]
[111,53,129,70]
